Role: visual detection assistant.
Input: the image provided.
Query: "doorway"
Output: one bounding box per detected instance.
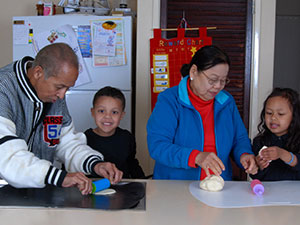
[273,0,300,91]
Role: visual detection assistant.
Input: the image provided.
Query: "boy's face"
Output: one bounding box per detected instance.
[91,96,125,137]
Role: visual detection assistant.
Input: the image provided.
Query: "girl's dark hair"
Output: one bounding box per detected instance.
[257,87,300,153]
[180,45,230,77]
[93,86,125,110]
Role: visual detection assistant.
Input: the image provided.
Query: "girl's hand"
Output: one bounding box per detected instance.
[195,152,225,177]
[240,154,258,175]
[261,146,297,166]
[259,146,283,161]
[256,155,270,170]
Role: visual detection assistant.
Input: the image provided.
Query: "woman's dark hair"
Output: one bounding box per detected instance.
[257,87,300,153]
[180,45,230,77]
[93,86,126,110]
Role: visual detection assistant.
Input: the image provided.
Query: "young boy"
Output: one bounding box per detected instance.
[84,86,145,179]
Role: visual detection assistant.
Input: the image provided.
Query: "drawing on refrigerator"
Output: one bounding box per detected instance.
[12,15,132,132]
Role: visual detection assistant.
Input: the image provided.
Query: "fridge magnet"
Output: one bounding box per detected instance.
[28,28,34,44]
[47,32,58,43]
[102,21,117,30]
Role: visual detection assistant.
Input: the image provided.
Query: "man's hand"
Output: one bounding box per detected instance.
[94,162,123,184]
[62,172,92,195]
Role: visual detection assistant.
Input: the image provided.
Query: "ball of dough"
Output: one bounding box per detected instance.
[259,146,272,162]
[199,175,224,192]
[258,146,268,157]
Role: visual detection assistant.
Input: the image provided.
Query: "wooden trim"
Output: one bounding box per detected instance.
[160,0,168,39]
[160,27,217,31]
[243,0,253,130]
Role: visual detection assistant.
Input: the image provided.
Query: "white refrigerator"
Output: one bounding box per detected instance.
[12,15,132,132]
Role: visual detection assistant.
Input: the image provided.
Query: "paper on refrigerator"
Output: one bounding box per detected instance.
[90,18,126,67]
[33,24,91,87]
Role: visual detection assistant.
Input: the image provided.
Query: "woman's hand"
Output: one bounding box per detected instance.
[195,152,225,177]
[240,154,258,175]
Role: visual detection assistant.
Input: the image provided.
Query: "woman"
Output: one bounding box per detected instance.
[147,45,257,180]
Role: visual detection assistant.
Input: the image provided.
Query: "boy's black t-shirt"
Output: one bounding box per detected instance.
[84,127,145,179]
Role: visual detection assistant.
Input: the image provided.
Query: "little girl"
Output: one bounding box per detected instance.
[250,87,300,181]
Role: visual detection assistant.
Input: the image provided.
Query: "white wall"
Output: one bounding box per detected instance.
[249,0,276,139]
[135,0,160,176]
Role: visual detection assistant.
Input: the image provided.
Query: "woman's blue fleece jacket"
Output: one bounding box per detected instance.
[147,76,253,180]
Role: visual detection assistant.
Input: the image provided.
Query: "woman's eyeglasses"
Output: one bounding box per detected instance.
[202,71,230,86]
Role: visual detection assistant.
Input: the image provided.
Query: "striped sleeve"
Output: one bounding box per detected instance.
[83,155,103,176]
[45,166,67,187]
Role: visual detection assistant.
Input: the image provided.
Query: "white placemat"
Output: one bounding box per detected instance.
[189,180,300,208]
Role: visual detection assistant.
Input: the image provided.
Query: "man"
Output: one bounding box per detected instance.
[0,43,122,195]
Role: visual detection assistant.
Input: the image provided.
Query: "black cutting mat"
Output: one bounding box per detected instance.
[0,181,146,210]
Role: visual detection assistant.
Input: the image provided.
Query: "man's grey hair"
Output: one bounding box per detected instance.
[32,43,79,79]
